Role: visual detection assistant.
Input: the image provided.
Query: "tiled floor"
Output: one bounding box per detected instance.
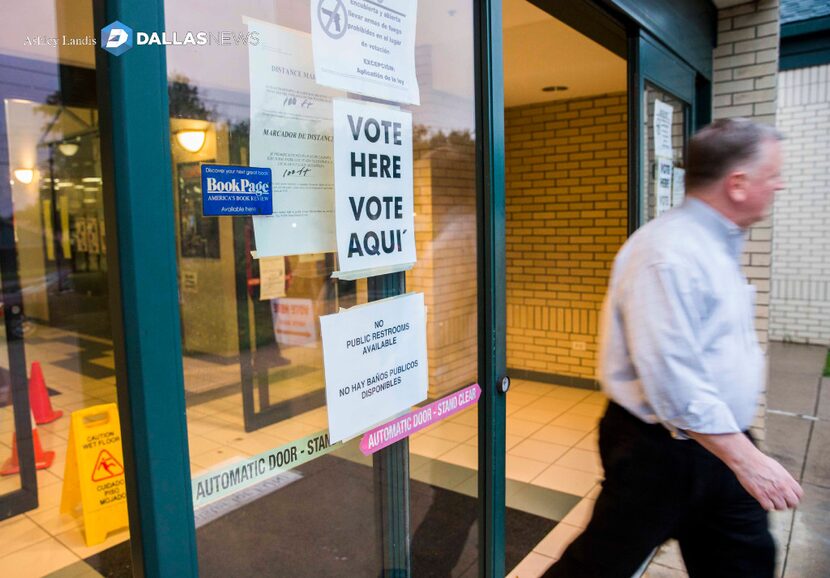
[498,380,606,577]
[0,327,124,578]
[5,329,828,578]
[3,322,607,577]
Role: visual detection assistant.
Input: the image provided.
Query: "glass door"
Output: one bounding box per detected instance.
[134,0,506,575]
[637,33,697,227]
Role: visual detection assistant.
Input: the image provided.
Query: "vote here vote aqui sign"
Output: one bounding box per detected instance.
[320,292,428,443]
[333,99,415,276]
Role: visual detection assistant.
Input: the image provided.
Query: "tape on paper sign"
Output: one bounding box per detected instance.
[201,164,273,216]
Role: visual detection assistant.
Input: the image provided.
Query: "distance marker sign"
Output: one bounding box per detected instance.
[333,99,415,277]
[320,292,428,443]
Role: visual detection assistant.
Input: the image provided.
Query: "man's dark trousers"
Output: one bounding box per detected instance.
[543,402,775,578]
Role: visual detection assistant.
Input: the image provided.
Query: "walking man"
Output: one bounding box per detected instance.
[544,118,802,578]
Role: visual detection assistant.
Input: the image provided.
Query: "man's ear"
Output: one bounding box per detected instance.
[725,171,748,203]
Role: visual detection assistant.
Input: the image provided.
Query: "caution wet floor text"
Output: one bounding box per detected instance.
[61,403,128,546]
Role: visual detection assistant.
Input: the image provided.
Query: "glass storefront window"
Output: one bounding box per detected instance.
[164,1,481,575]
[0,4,131,576]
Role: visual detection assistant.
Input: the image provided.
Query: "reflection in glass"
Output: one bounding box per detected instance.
[164,1,480,575]
[0,3,131,572]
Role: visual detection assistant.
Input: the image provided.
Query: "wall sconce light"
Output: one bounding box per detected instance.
[13,168,34,184]
[175,129,207,153]
[58,142,80,157]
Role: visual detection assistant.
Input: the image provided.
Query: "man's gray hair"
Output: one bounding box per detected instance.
[685,118,783,191]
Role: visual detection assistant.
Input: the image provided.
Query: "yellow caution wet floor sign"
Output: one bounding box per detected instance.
[61,403,128,546]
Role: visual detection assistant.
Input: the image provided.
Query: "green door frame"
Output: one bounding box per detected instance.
[94,0,198,576]
[477,0,507,576]
[92,0,508,576]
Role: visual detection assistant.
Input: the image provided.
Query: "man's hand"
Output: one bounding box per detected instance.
[688,431,803,511]
[730,449,803,511]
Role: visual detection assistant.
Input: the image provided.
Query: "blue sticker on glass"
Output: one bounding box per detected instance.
[201,164,273,216]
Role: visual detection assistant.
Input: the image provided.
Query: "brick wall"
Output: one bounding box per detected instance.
[771,64,830,345]
[712,0,781,441]
[505,93,628,382]
[407,137,478,398]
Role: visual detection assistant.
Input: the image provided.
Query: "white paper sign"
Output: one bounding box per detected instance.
[311,0,420,105]
[320,293,428,443]
[272,298,317,347]
[333,99,415,276]
[656,158,673,217]
[653,99,674,160]
[259,257,286,300]
[672,167,686,207]
[247,19,344,257]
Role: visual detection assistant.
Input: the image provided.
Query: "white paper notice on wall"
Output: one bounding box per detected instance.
[258,256,286,300]
[672,167,686,207]
[320,292,428,443]
[332,99,416,279]
[311,0,420,105]
[653,99,674,160]
[246,18,344,257]
[656,158,673,217]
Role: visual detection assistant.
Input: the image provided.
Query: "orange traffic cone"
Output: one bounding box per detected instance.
[1,414,55,475]
[29,361,62,425]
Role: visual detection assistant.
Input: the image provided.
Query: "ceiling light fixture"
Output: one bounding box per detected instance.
[13,168,34,184]
[58,142,80,157]
[175,129,207,153]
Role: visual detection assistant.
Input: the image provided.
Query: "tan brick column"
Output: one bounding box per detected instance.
[712,0,781,442]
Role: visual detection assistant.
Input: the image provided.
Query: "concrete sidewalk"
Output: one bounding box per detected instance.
[765,341,830,578]
[644,341,830,577]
